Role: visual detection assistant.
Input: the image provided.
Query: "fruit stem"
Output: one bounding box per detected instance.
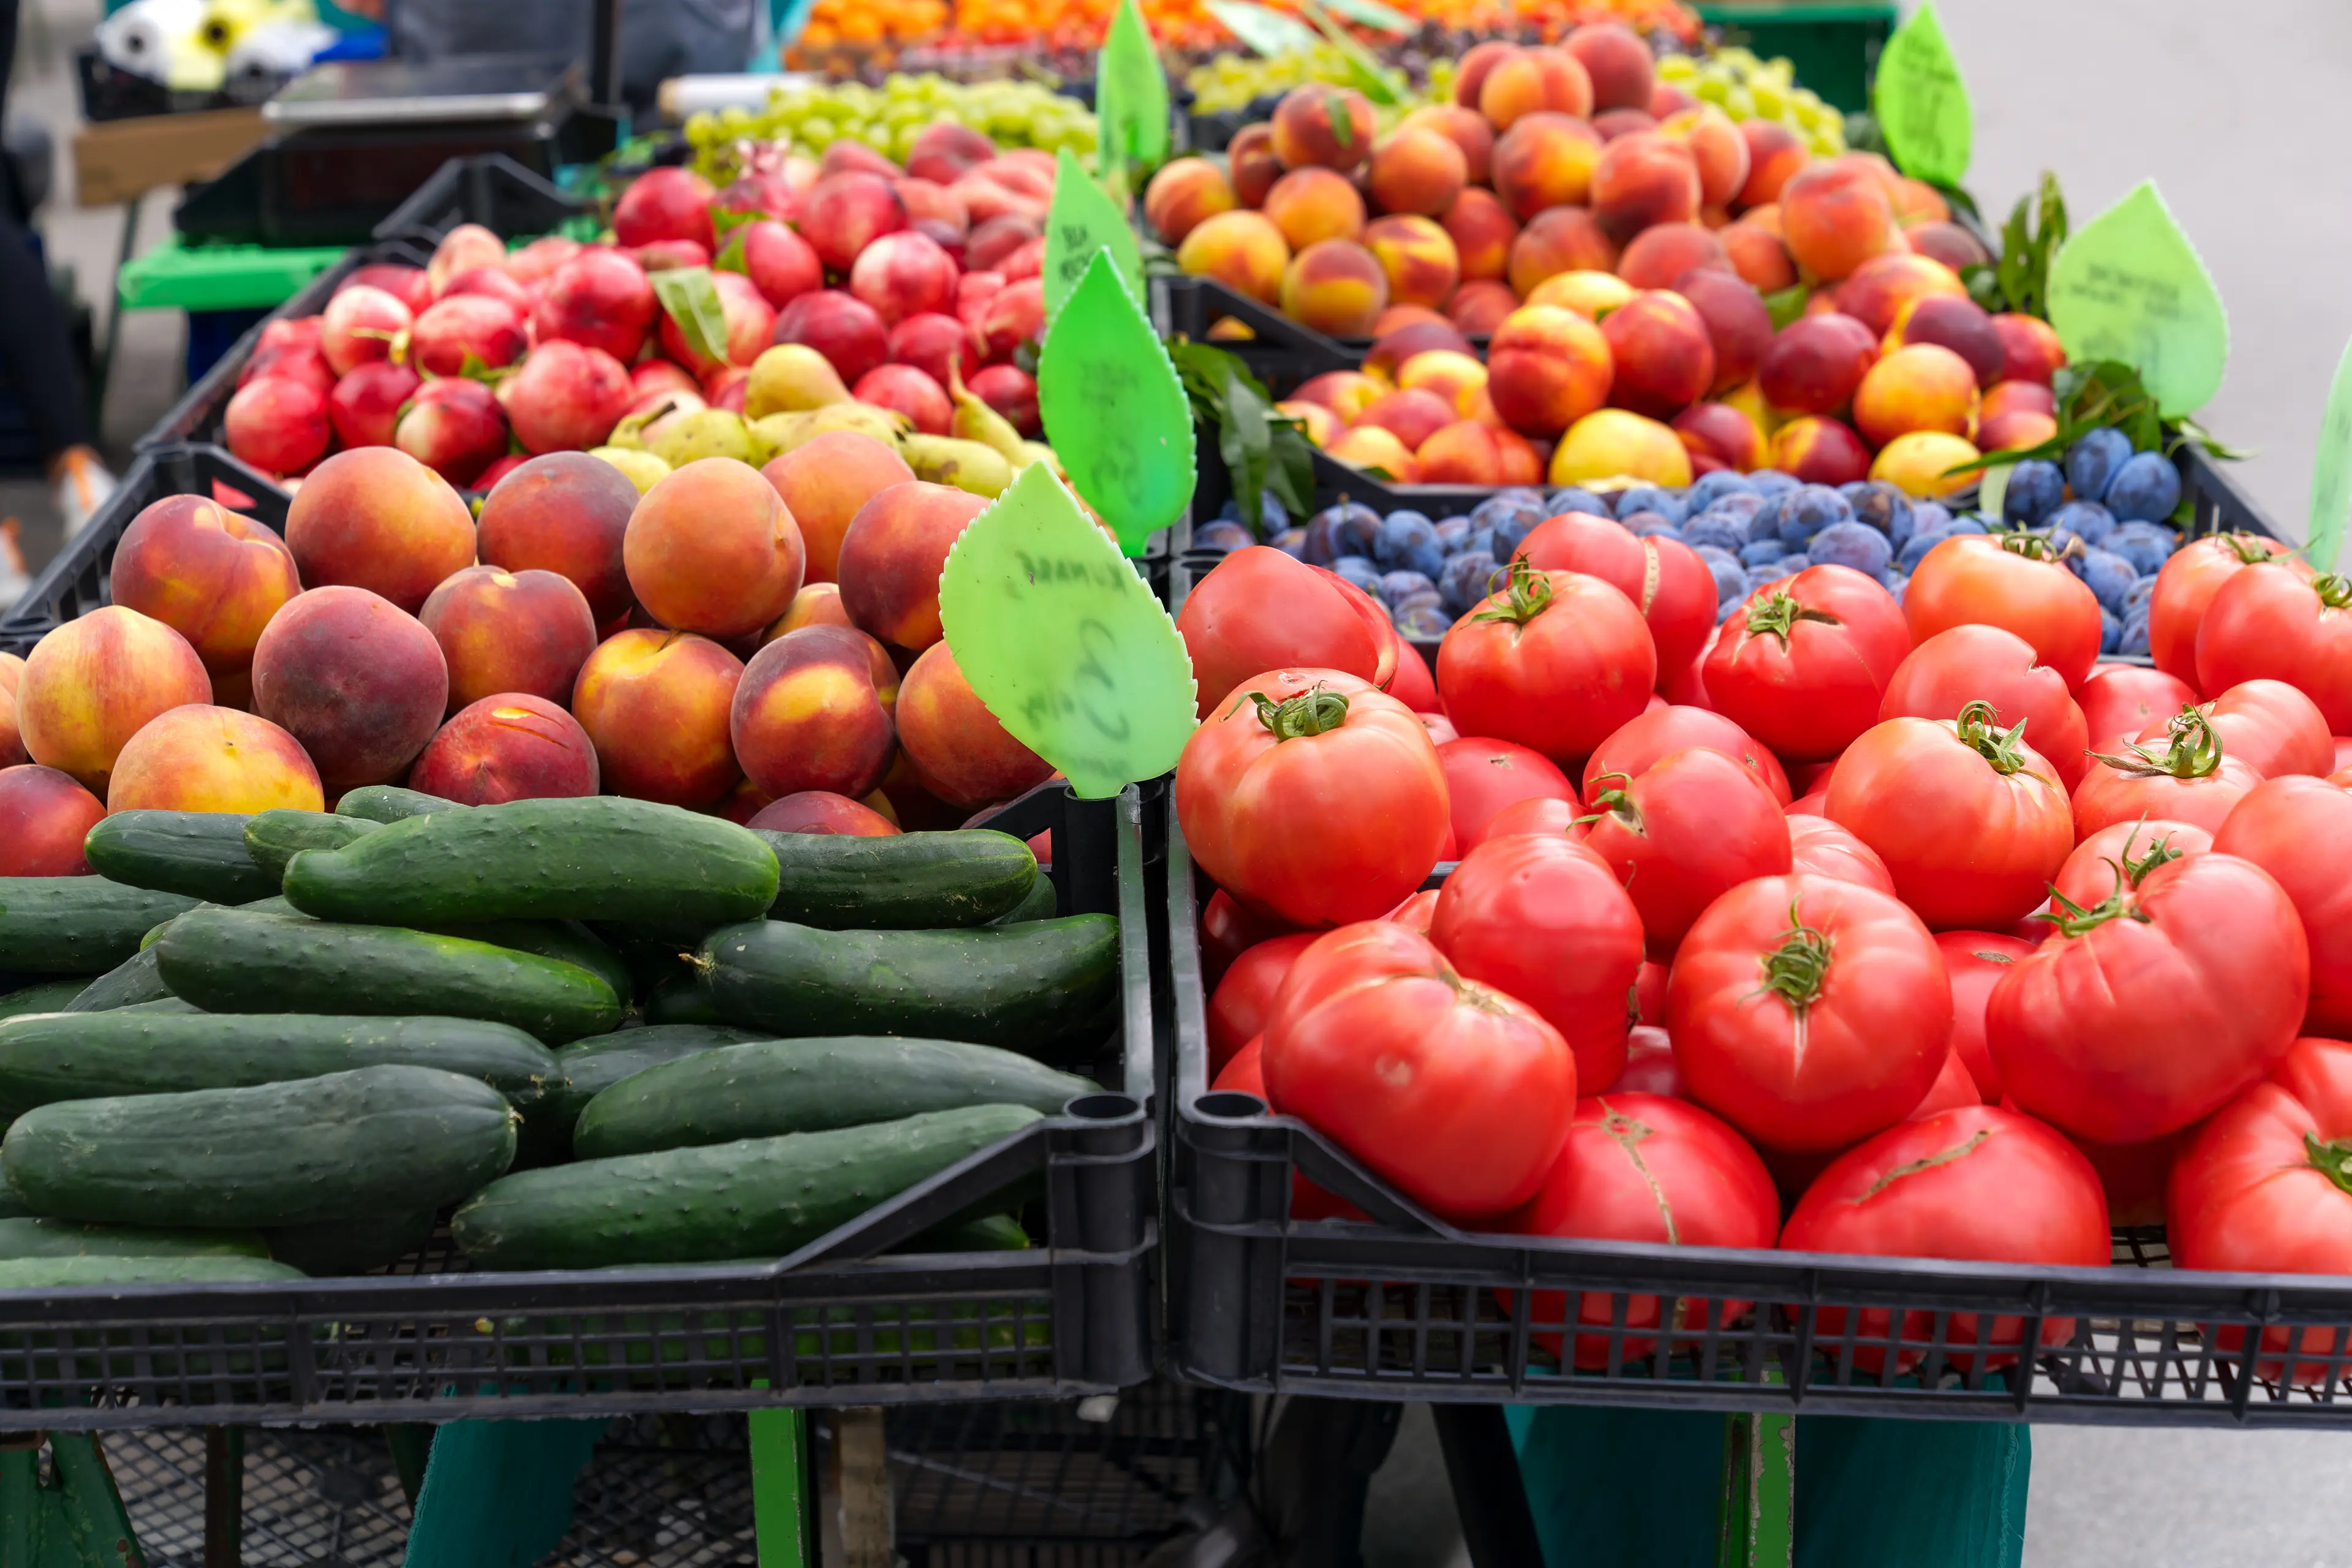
[2034,873,2152,938]
[1575,771,1642,832]
[2084,707,2223,781]
[2119,819,2187,888]
[1954,700,2033,775]
[2315,573,2352,611]
[1743,590,1840,647]
[1998,530,2079,564]
[2220,532,2275,565]
[2305,1133,2352,1197]
[1752,900,1834,1013]
[1468,558,1553,627]
[1248,687,1351,741]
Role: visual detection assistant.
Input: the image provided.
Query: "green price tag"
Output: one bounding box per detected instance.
[1044,147,1147,328]
[1871,2,1970,187]
[1097,0,1170,172]
[2309,336,2352,571]
[2046,180,2230,418]
[1205,0,1321,55]
[938,461,1197,797]
[1038,249,1196,556]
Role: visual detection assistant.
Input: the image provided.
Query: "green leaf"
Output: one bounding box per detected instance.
[714,228,750,276]
[1320,0,1413,34]
[1763,284,1811,331]
[1290,0,1405,105]
[710,207,762,240]
[650,266,733,366]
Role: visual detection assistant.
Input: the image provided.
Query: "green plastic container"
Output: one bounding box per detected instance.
[1695,1,1897,113]
[116,235,348,314]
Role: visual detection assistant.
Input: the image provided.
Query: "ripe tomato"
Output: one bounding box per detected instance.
[1437,737,1579,851]
[1207,932,1318,1077]
[1582,747,1793,957]
[1779,1106,2109,1373]
[2071,708,2263,839]
[1386,640,1440,713]
[1176,668,1449,927]
[1825,706,2075,930]
[2077,665,2198,750]
[2197,566,2352,732]
[1666,873,1950,1153]
[1634,959,1668,1025]
[2046,816,2211,918]
[1703,565,1911,763]
[1384,889,1440,933]
[1436,563,1657,767]
[2147,531,2306,687]
[1210,1036,1366,1223]
[1877,624,2091,789]
[2060,1118,2196,1227]
[1479,794,1583,843]
[1905,533,2103,690]
[1583,704,1792,805]
[1912,1047,1983,1118]
[1936,931,2038,1099]
[1175,547,1395,716]
[1418,712,1459,746]
[1432,832,1646,1091]
[2213,775,2352,1039]
[1785,813,1896,894]
[1262,921,1577,1220]
[1514,511,1716,692]
[1200,889,1294,990]
[1618,1025,1682,1094]
[1987,851,2309,1143]
[2134,679,2331,782]
[1508,1093,1779,1368]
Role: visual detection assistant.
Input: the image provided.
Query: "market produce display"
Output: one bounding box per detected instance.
[683,75,1099,181]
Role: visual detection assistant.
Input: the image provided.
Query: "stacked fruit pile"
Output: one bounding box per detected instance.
[1177,511,2352,1372]
[1654,47,1847,158]
[682,76,1098,183]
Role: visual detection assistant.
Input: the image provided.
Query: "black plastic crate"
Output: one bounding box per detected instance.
[372,152,590,249]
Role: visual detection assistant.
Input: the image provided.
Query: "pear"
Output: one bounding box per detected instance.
[744,344,853,420]
[947,360,1026,461]
[650,408,756,468]
[751,404,909,458]
[588,447,673,494]
[898,434,1012,497]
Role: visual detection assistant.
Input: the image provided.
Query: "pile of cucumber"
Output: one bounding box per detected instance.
[0,788,1121,1288]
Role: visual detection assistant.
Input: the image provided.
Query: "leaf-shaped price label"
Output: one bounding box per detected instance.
[1872,1,1971,186]
[1205,0,1319,56]
[1038,249,1196,556]
[650,266,732,366]
[1321,0,1412,32]
[938,461,1197,797]
[2046,181,2229,418]
[1044,147,1147,328]
[1098,0,1170,172]
[2309,336,2352,571]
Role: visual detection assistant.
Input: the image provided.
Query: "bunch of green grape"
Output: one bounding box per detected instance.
[684,74,1098,180]
[1657,48,1844,156]
[1183,46,1452,116]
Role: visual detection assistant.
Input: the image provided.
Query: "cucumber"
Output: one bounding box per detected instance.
[451,1103,1042,1270]
[547,1024,762,1133]
[991,875,1060,925]
[643,972,728,1026]
[0,1217,269,1261]
[141,895,299,949]
[694,917,1120,1052]
[753,829,1036,930]
[899,1212,1029,1253]
[156,908,622,1044]
[266,1210,438,1276]
[0,980,83,1020]
[244,810,382,880]
[434,920,633,1006]
[0,1188,28,1219]
[0,880,200,974]
[3,1065,519,1229]
[0,1255,306,1289]
[0,1010,560,1122]
[63,948,172,1012]
[115,998,201,1015]
[573,1036,1094,1159]
[336,785,461,823]
[81,812,278,904]
[284,797,779,930]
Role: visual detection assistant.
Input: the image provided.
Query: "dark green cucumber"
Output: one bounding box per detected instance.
[695,917,1120,1051]
[434,920,633,1007]
[63,948,172,1012]
[265,1210,439,1276]
[284,797,778,929]
[452,1103,1041,1270]
[115,998,200,1015]
[336,785,460,823]
[156,908,620,1044]
[3,1065,518,1229]
[0,880,199,974]
[0,1010,560,1122]
[990,874,1060,925]
[0,1255,306,1288]
[643,972,728,1026]
[0,979,82,1020]
[548,1024,762,1133]
[82,812,278,904]
[0,1188,29,1219]
[573,1036,1095,1159]
[898,1212,1029,1253]
[753,829,1036,930]
[140,895,298,950]
[244,810,381,879]
[0,1217,268,1261]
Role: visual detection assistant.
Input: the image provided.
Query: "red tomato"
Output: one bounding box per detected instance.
[2135,680,2332,782]
[2077,665,2198,751]
[1211,1036,1366,1223]
[2063,1118,2195,1227]
[1432,833,1646,1091]
[1825,706,2075,930]
[1634,960,1668,1025]
[1877,624,2091,789]
[1785,814,1896,894]
[1436,564,1657,768]
[1784,755,1839,799]
[1666,873,1951,1152]
[2046,816,2211,918]
[1514,511,1716,692]
[2071,707,2263,839]
[1582,704,1792,805]
[1785,791,1828,818]
[1387,639,1441,713]
[1176,669,1450,927]
[1703,565,1912,763]
[1207,933,1319,1077]
[1478,794,1583,843]
[1437,737,1580,851]
[1583,747,1793,957]
[1262,921,1577,1219]
[1936,932,2037,1100]
[1175,548,1395,717]
[1314,563,1411,686]
[2147,531,2306,687]
[1200,889,1294,990]
[1665,622,1719,707]
[1910,1047,1982,1119]
[1384,888,1441,933]
[1779,1106,2109,1373]
[1419,712,1460,745]
[1211,1035,1265,1095]
[1509,1093,1779,1368]
[1905,533,2104,690]
[2213,775,2352,1040]
[1618,1024,1682,1094]
[2198,565,2352,733]
[1987,851,2309,1143]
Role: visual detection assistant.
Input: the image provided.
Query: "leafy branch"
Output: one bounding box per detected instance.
[1168,339,1314,537]
[1963,170,2068,319]
[1947,358,2246,480]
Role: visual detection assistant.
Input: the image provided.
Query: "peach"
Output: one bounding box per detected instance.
[1564,21,1653,111]
[1416,420,1505,484]
[500,340,635,454]
[1371,305,1451,335]
[1401,104,1495,186]
[1674,268,1773,393]
[1600,289,1714,417]
[625,458,805,640]
[905,123,993,187]
[326,360,421,450]
[1721,379,1782,440]
[970,363,1040,437]
[614,167,716,250]
[1362,216,1460,311]
[227,372,334,477]
[1780,160,1894,281]
[534,249,660,363]
[1907,221,1993,275]
[1589,132,1701,241]
[854,364,955,435]
[419,565,599,712]
[0,655,21,767]
[761,430,917,584]
[570,629,743,806]
[15,608,212,791]
[1357,388,1458,451]
[1276,399,1341,447]
[649,271,776,379]
[1673,402,1766,472]
[773,290,891,386]
[1447,280,1521,334]
[1836,252,1965,336]
[1494,428,1545,486]
[107,704,322,814]
[729,623,899,799]
[251,586,447,791]
[1853,343,1980,447]
[1397,349,1489,413]
[1508,206,1619,296]
[741,219,826,311]
[767,579,856,639]
[1757,312,1878,415]
[1291,370,1388,424]
[1362,320,1475,380]
[1368,127,1468,219]
[410,293,526,379]
[894,176,969,251]
[1650,81,1697,119]
[1271,85,1378,172]
[837,481,990,650]
[1324,424,1420,481]
[1525,269,1635,320]
[1439,188,1518,282]
[1657,107,1750,208]
[1594,108,1659,142]
[974,278,1046,361]
[1977,409,2060,453]
[242,339,334,399]
[888,312,980,393]
[1479,47,1594,132]
[848,230,960,328]
[1226,124,1282,208]
[1744,203,1786,239]
[394,377,508,489]
[1981,380,2056,423]
[1549,408,1692,488]
[1145,157,1235,245]
[895,641,1052,810]
[0,764,104,875]
[473,451,641,623]
[1993,314,2067,386]
[1176,211,1291,306]
[746,791,898,836]
[1453,40,1515,108]
[1768,416,1872,486]
[1489,113,1602,221]
[1615,222,1728,290]
[1487,304,1614,436]
[1888,293,2004,386]
[318,285,412,378]
[1892,178,1950,226]
[800,172,907,274]
[1278,239,1390,335]
[337,266,429,317]
[282,447,475,614]
[407,693,598,804]
[108,494,301,681]
[1871,430,1981,498]
[1735,121,1807,209]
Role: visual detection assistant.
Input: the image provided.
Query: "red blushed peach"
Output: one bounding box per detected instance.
[1453,40,1515,108]
[225,377,330,476]
[1144,157,1235,246]
[1853,343,1980,447]
[1479,47,1594,132]
[251,586,448,793]
[746,790,899,836]
[1507,205,1619,296]
[1780,160,1894,281]
[624,458,805,640]
[473,451,641,624]
[1416,420,1505,484]
[1673,268,1773,393]
[1494,428,1545,486]
[1291,371,1388,424]
[1270,85,1378,172]
[1650,81,1697,118]
[1368,127,1468,219]
[1397,350,1489,415]
[1907,221,1993,275]
[1439,188,1518,282]
[1888,293,2005,387]
[1363,320,1476,380]
[1276,399,1341,447]
[570,629,744,807]
[1526,268,1635,320]
[535,248,660,363]
[0,764,104,875]
[1371,305,1452,336]
[837,481,990,650]
[1487,304,1615,437]
[1590,132,1701,241]
[774,290,891,386]
[767,580,856,640]
[419,565,599,712]
[0,657,23,767]
[729,623,899,799]
[1362,216,1460,311]
[1357,388,1458,451]
[15,608,213,792]
[1600,289,1715,418]
[799,172,908,275]
[1564,21,1653,111]
[1550,408,1691,488]
[1836,251,1966,336]
[107,494,301,682]
[1447,281,1521,334]
[1279,239,1390,336]
[1324,425,1420,481]
[1981,380,2057,423]
[1674,402,1766,471]
[761,431,916,584]
[1977,409,2060,452]
[1616,222,1728,291]
[1175,211,1291,306]
[1757,312,1879,415]
[1993,313,2067,386]
[1768,416,1872,486]
[1227,124,1281,208]
[408,693,598,804]
[1657,107,1750,208]
[1489,113,1602,221]
[1737,123,1807,210]
[1401,104,1495,186]
[853,364,955,435]
[706,777,774,826]
[282,447,475,615]
[107,705,322,815]
[895,641,1052,810]
[886,312,980,394]
[1721,221,1795,292]
[1594,108,1658,141]
[1892,178,1950,226]
[846,231,959,328]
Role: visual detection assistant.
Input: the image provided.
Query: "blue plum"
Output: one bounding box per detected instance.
[2001,459,2065,527]
[2065,428,2133,502]
[2105,453,2182,522]
[1809,521,1893,578]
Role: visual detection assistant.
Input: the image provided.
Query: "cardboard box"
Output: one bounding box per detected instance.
[72,107,267,206]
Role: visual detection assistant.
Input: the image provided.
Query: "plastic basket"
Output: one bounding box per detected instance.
[371,152,590,249]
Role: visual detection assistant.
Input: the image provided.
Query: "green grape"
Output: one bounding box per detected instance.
[1658,52,1698,81]
[800,115,837,145]
[1694,75,1731,105]
[1749,81,1785,118]
[1722,85,1754,118]
[1756,58,1795,85]
[1716,46,1758,70]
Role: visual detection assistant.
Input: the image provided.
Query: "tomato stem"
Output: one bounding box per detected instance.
[1753,899,1834,1012]
[1247,687,1351,741]
[1468,558,1551,627]
[1743,590,1841,646]
[2304,1133,2352,1196]
[2119,820,2187,887]
[2035,873,2152,937]
[1954,700,2035,775]
[2219,532,2275,565]
[2084,707,2223,781]
[1575,770,1643,832]
[1994,530,2079,565]
[2315,573,2352,611]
